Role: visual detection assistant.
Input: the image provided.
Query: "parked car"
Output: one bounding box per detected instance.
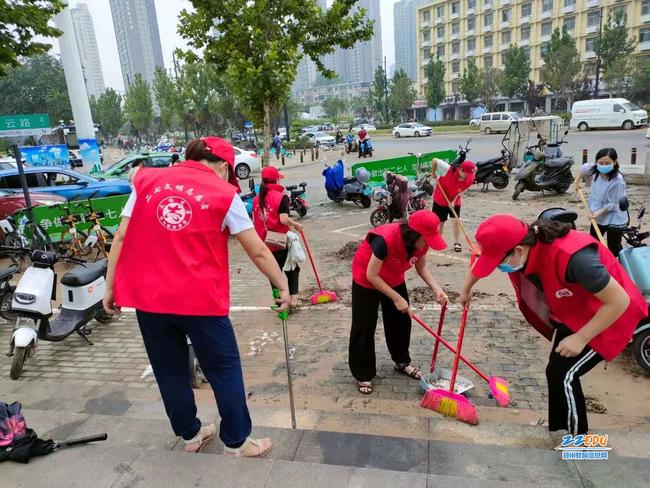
[353,124,377,132]
[100,152,175,179]
[479,112,520,134]
[469,118,480,126]
[0,167,132,200]
[233,146,260,179]
[0,189,65,221]
[392,122,432,138]
[278,127,288,140]
[0,158,23,171]
[304,131,336,147]
[570,98,648,131]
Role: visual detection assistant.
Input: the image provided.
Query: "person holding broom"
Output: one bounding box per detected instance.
[104,137,289,458]
[349,210,449,395]
[459,214,647,438]
[253,166,303,309]
[574,147,628,257]
[431,158,476,252]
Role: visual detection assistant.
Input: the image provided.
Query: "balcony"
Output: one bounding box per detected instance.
[520,16,530,24]
[502,0,510,4]
[451,33,459,40]
[482,46,492,54]
[585,50,596,59]
[587,0,599,7]
[452,72,460,79]
[421,21,430,28]
[541,34,551,42]
[466,49,475,56]
[586,25,598,34]
[467,8,475,15]
[541,11,551,20]
[641,14,650,24]
[563,6,575,14]
[501,43,511,50]
[501,21,510,29]
[436,37,444,43]
[422,40,430,47]
[483,2,493,10]
[483,25,492,32]
[641,41,650,51]
[435,17,443,25]
[451,12,459,20]
[450,53,459,60]
[520,39,529,46]
[467,29,475,36]
[538,58,546,68]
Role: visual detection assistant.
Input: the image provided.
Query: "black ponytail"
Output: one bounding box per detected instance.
[400,222,421,258]
[518,219,571,247]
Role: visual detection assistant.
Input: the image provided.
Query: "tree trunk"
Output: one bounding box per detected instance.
[263,99,272,167]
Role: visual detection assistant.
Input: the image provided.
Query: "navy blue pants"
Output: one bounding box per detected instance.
[136,311,252,448]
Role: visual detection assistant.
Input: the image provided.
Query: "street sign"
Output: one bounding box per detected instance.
[244,120,253,129]
[0,113,52,138]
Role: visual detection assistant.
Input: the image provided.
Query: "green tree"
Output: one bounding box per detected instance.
[478,68,501,111]
[369,66,389,123]
[594,9,637,82]
[542,28,582,111]
[322,96,347,123]
[179,62,229,137]
[389,68,416,123]
[124,74,154,142]
[89,88,124,142]
[0,0,64,76]
[602,57,634,98]
[153,67,183,134]
[178,0,373,166]
[0,54,72,123]
[424,56,445,114]
[458,59,480,106]
[349,96,375,120]
[499,46,530,106]
[630,59,650,105]
[520,80,547,114]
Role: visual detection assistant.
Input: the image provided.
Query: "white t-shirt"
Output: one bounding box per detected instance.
[121,190,254,235]
[432,159,451,177]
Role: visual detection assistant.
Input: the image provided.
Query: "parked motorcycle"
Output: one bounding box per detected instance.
[0,264,18,322]
[323,159,372,208]
[475,148,511,191]
[370,172,427,227]
[358,138,373,158]
[286,182,308,218]
[335,131,345,144]
[345,136,358,154]
[5,248,112,379]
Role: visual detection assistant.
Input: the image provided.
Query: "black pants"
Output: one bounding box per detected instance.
[432,201,461,222]
[271,249,300,295]
[590,223,623,257]
[349,281,412,382]
[546,324,603,435]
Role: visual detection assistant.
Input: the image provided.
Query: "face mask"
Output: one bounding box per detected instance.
[597,164,614,174]
[497,253,524,273]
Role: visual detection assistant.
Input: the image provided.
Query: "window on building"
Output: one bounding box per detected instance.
[564,0,575,7]
[502,8,511,23]
[521,2,532,17]
[437,45,445,57]
[643,1,650,16]
[540,44,549,57]
[613,6,626,18]
[484,34,493,47]
[452,22,460,34]
[641,28,650,43]
[521,26,531,41]
[542,21,553,37]
[422,10,431,23]
[437,25,445,38]
[452,42,460,54]
[467,38,476,51]
[502,30,511,44]
[542,0,553,13]
[468,17,476,31]
[585,37,596,52]
[501,53,508,65]
[437,6,444,18]
[452,1,460,15]
[468,0,476,9]
[522,46,531,58]
[563,16,575,32]
[484,12,493,27]
[484,55,493,68]
[587,10,600,27]
[423,29,431,42]
[452,61,460,73]
[423,47,431,59]
[452,81,460,94]
[484,0,491,6]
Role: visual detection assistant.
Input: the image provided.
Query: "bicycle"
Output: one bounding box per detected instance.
[81,191,113,259]
[56,198,89,259]
[0,210,54,270]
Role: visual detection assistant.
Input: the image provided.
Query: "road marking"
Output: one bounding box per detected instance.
[331,221,368,238]
[430,251,471,263]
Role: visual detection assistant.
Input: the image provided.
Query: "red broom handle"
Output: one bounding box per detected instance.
[434,176,479,254]
[413,312,489,383]
[429,304,447,374]
[300,230,323,293]
[449,305,469,391]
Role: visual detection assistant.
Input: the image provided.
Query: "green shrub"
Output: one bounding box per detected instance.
[424,119,471,127]
[551,111,571,123]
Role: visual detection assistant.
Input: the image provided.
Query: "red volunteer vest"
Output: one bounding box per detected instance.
[509,231,647,361]
[253,184,289,252]
[433,168,475,206]
[114,160,237,316]
[352,223,428,289]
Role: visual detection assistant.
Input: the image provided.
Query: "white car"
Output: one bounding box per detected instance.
[353,124,377,132]
[233,146,260,179]
[392,122,432,138]
[469,118,480,126]
[304,131,336,147]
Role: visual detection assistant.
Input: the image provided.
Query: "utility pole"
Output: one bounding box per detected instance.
[593,6,604,99]
[383,56,389,124]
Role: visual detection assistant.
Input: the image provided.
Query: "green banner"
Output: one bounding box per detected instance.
[351,150,458,185]
[14,194,129,241]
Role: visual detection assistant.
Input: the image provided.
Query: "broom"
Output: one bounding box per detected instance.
[420,305,479,424]
[576,186,607,245]
[413,312,510,407]
[434,177,480,254]
[300,230,338,304]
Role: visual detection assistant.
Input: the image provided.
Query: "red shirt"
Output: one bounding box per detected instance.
[433,168,475,206]
[253,184,289,252]
[358,129,368,140]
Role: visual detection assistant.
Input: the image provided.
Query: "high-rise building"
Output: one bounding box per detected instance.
[109,0,164,90]
[70,3,105,99]
[394,0,431,82]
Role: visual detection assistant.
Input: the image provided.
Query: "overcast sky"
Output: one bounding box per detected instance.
[53,0,397,93]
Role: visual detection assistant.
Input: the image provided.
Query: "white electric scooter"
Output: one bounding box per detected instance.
[7,249,112,380]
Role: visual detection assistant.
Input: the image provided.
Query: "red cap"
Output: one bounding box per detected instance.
[202,136,239,188]
[408,210,447,251]
[472,215,528,278]
[261,166,284,181]
[461,160,476,173]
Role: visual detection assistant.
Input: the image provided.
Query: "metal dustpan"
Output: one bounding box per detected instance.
[420,367,474,395]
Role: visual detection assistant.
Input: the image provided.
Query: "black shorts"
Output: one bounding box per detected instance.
[432,202,461,222]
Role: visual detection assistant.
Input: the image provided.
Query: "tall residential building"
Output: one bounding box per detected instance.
[70,3,105,99]
[416,0,650,106]
[109,0,164,90]
[394,0,431,81]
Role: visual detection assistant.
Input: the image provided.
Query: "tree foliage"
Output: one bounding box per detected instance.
[629,59,650,105]
[153,67,183,134]
[369,66,389,123]
[89,88,124,142]
[178,62,229,137]
[594,9,637,78]
[124,74,154,140]
[389,68,416,123]
[458,59,480,105]
[349,96,375,120]
[425,56,445,110]
[0,54,72,123]
[478,68,501,111]
[499,46,530,100]
[0,0,64,76]
[322,96,348,123]
[520,81,547,114]
[542,28,582,111]
[602,57,634,98]
[178,0,374,166]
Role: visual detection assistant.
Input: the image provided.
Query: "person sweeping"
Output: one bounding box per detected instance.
[431,158,476,252]
[349,210,449,395]
[460,215,647,439]
[253,166,303,309]
[104,137,289,458]
[575,147,628,256]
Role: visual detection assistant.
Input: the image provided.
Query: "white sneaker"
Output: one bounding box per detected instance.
[223,437,272,458]
[184,424,217,453]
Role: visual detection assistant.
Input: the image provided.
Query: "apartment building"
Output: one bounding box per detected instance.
[415,0,650,104]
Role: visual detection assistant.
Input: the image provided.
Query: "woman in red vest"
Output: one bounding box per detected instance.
[431,159,476,252]
[103,137,289,458]
[350,210,449,394]
[253,166,303,308]
[460,215,647,436]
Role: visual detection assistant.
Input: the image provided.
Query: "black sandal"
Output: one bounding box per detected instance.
[394,363,423,380]
[454,242,462,253]
[357,381,373,395]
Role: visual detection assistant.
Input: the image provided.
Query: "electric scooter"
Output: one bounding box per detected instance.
[6,248,112,380]
[285,182,308,218]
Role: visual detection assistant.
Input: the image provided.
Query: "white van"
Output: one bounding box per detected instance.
[570,98,648,131]
[478,112,519,134]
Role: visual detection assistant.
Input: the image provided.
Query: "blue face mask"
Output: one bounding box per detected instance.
[597,164,614,174]
[497,254,524,273]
